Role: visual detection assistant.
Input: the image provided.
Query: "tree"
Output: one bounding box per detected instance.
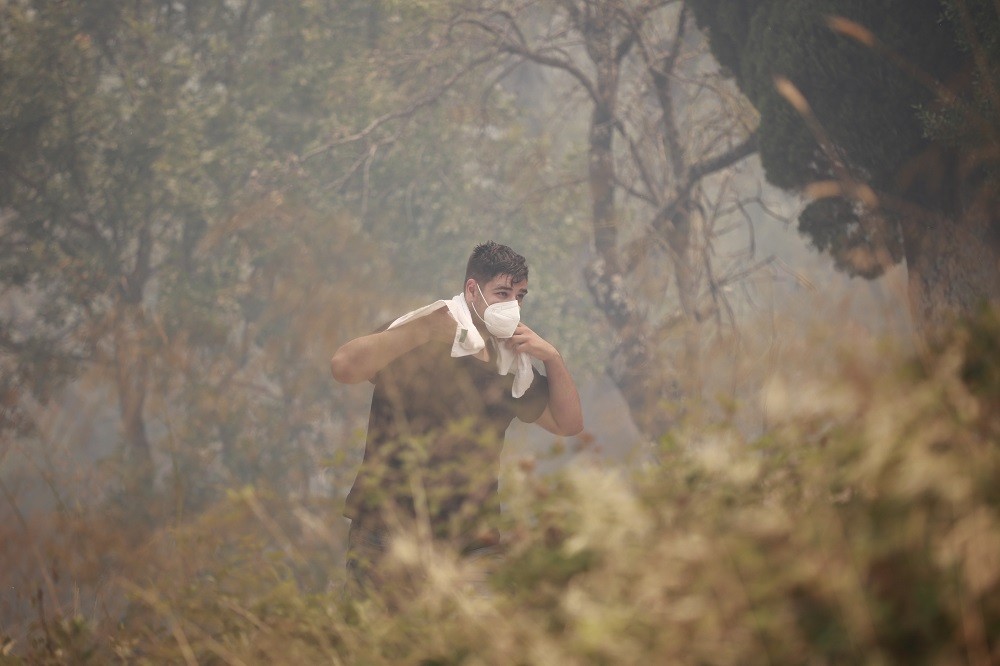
[0,0,391,512]
[420,1,765,437]
[688,0,1000,333]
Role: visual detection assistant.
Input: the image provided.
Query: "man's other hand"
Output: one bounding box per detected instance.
[505,323,558,362]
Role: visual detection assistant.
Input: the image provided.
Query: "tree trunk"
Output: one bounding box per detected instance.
[114,302,154,505]
[578,4,700,442]
[902,203,1000,338]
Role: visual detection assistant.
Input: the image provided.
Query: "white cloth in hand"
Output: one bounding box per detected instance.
[387,294,534,398]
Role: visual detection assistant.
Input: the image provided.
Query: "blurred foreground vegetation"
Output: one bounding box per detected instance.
[2,309,998,664]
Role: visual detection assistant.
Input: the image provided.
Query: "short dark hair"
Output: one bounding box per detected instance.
[465,241,528,285]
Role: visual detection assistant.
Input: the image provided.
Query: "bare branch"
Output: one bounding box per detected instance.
[632,3,688,180]
[455,15,600,102]
[555,0,582,29]
[323,125,402,194]
[688,130,758,183]
[615,121,661,206]
[301,51,497,161]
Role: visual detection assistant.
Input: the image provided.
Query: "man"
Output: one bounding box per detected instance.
[330,241,583,594]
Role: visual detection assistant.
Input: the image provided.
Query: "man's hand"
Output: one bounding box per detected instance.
[507,322,583,436]
[504,323,558,362]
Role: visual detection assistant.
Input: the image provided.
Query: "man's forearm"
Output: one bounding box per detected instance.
[543,354,584,436]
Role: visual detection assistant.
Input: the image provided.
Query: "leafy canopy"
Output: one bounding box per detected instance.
[688,0,985,277]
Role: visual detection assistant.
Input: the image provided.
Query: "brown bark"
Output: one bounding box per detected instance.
[578,5,686,438]
[114,302,154,504]
[585,5,621,272]
[902,203,1000,338]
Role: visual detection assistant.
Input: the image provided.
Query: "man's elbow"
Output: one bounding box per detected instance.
[551,413,584,438]
[561,402,584,437]
[330,351,364,384]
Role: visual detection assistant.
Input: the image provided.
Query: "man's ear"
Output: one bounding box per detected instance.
[464,278,476,300]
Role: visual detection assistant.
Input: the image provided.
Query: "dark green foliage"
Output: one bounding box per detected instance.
[867,550,955,663]
[798,197,904,277]
[788,584,854,662]
[495,542,599,592]
[686,0,767,81]
[942,306,1000,414]
[744,0,961,190]
[689,0,991,277]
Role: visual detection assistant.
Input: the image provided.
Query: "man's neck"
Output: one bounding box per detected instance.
[475,337,497,363]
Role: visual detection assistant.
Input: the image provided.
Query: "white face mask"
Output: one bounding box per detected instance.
[472,282,520,338]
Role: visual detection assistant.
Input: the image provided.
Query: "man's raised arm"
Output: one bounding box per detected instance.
[507,322,584,437]
[330,307,454,384]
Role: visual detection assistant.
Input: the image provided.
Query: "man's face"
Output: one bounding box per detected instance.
[467,273,528,320]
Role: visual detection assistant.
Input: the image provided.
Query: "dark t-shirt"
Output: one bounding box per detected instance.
[344,339,549,538]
